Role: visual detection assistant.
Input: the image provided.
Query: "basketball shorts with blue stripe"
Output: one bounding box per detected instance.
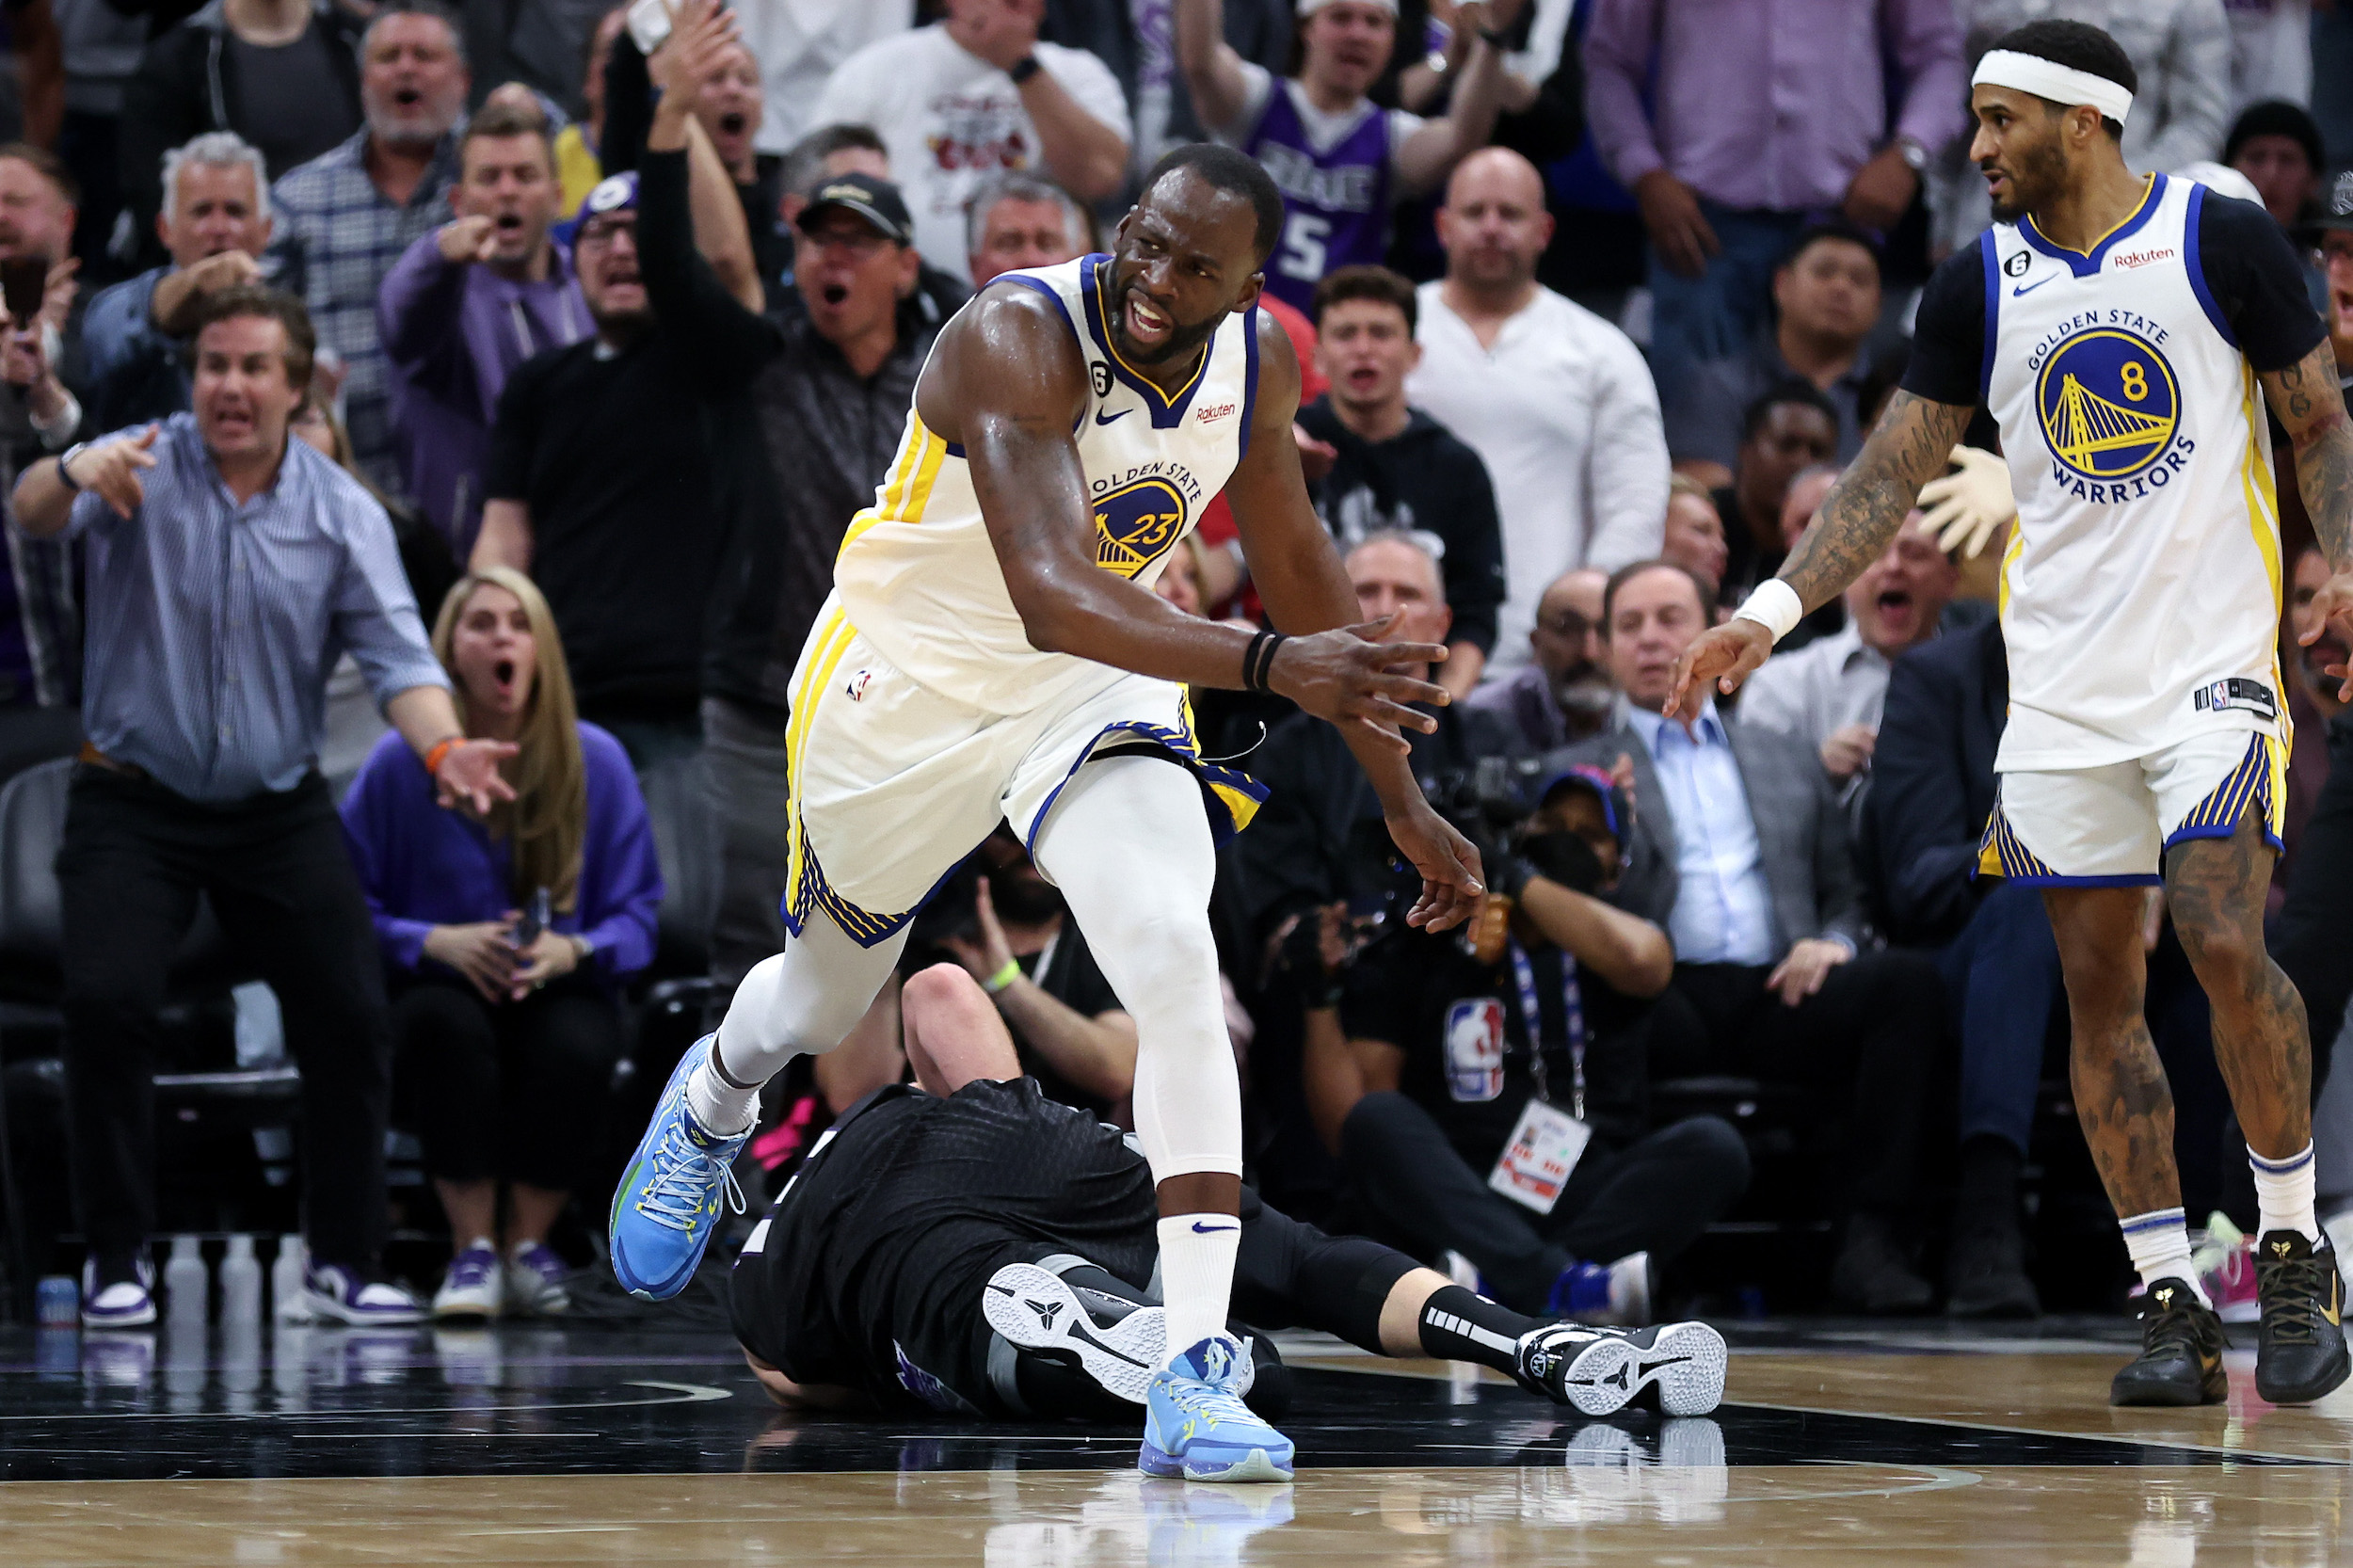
[780,594,1267,949]
[1977,728,2287,888]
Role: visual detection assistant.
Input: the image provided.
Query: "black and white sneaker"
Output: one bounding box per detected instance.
[1515,1320,1727,1416]
[982,1261,1168,1405]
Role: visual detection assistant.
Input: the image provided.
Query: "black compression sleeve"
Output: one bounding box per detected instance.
[1417,1284,1545,1371]
[1899,244,1989,408]
[2196,190,2328,371]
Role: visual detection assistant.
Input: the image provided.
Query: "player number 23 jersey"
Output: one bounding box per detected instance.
[831,254,1262,715]
[1982,173,2286,770]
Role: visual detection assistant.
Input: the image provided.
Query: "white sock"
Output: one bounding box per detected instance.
[2120,1207,2211,1304]
[2249,1142,2323,1244]
[1157,1215,1241,1367]
[683,1036,760,1136]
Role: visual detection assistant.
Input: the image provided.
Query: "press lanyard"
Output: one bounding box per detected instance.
[1507,938,1586,1120]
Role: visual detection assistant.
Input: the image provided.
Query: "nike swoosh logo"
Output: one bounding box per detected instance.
[2011,277,2054,296]
[1639,1355,1692,1377]
[1095,407,1131,425]
[1190,1221,1239,1234]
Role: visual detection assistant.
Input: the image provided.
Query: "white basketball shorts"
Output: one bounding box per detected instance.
[1977,729,2286,887]
[780,595,1264,947]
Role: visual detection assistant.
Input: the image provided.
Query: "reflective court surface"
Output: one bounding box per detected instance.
[5,1316,2352,1564]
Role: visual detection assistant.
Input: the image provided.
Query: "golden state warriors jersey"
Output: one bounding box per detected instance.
[1983,174,2285,771]
[831,253,1261,715]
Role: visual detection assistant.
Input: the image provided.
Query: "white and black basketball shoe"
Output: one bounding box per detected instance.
[982,1260,1172,1406]
[1514,1320,1727,1416]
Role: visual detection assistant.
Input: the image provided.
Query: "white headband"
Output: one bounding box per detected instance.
[1972,50,2134,126]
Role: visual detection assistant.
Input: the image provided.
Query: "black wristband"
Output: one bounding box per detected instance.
[1008,55,1041,85]
[55,441,85,491]
[1242,630,1288,694]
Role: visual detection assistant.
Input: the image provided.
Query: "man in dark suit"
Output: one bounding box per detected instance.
[1871,616,2047,1317]
[1546,560,1950,1313]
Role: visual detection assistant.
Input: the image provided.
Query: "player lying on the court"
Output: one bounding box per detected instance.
[612,111,1489,1482]
[728,960,1728,1425]
[1674,19,2353,1409]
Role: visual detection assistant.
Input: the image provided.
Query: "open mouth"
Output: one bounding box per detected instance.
[1125,290,1172,347]
[821,282,848,306]
[493,658,517,692]
[1877,589,1915,627]
[2334,288,2353,324]
[393,87,422,110]
[719,112,746,136]
[1345,366,1382,392]
[495,213,522,233]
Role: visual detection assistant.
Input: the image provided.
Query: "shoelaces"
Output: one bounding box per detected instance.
[636,1122,746,1233]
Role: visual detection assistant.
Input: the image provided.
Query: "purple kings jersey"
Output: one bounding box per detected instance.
[1243,80,1395,312]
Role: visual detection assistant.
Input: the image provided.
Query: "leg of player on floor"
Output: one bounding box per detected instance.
[2168,813,2346,1404]
[606,910,905,1300]
[1031,751,1293,1481]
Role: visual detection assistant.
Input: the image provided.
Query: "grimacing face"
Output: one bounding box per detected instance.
[1104,168,1264,367]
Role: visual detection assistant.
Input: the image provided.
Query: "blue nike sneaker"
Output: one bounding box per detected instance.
[609,1033,749,1300]
[1141,1335,1295,1482]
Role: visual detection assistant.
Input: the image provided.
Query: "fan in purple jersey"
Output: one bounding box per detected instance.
[1176,0,1518,312]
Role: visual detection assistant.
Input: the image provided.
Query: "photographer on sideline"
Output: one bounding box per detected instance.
[1304,768,1749,1322]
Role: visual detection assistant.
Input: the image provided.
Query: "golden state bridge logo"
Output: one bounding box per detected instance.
[2035,327,2184,492]
[1093,476,1188,578]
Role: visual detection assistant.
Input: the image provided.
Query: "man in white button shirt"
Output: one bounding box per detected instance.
[1406,148,1670,676]
[808,0,1131,281]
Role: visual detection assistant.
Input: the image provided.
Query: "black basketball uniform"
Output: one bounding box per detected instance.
[728,1077,1408,1416]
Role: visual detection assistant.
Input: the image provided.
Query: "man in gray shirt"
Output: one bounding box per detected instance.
[12,284,513,1331]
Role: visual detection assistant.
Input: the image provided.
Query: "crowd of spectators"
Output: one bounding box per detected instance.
[3,0,2352,1332]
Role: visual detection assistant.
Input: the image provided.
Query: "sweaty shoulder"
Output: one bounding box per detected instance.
[1899,243,1989,408]
[916,280,1088,440]
[1249,302,1303,429]
[2194,189,2326,372]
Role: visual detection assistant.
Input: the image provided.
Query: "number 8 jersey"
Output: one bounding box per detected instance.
[1957,173,2320,771]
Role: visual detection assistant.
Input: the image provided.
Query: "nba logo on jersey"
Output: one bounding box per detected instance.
[1444,999,1506,1102]
[1092,476,1189,578]
[2034,326,2189,499]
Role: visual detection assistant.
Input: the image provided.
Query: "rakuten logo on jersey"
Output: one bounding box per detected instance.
[2112,248,2176,270]
[1195,403,1237,424]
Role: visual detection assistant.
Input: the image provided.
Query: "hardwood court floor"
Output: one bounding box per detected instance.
[4,1317,2350,1565]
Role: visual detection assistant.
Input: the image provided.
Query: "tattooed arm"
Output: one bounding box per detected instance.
[2264,339,2353,698]
[1665,390,1975,720]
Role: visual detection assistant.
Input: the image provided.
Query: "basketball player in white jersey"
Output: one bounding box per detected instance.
[1673,20,2353,1409]
[607,144,1484,1480]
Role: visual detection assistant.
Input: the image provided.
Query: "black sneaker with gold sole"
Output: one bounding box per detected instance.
[2109,1278,2228,1407]
[2253,1230,2351,1406]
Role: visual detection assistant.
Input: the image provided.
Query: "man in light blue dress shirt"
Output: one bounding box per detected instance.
[11,285,515,1332]
[1545,560,1968,1316]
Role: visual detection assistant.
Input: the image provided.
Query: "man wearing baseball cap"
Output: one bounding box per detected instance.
[699,165,947,984]
[472,1,785,772]
[2305,172,2353,400]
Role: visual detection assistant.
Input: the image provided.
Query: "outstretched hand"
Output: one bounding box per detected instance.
[1386,803,1485,933]
[1663,617,1774,722]
[434,737,520,815]
[1266,612,1451,753]
[2302,568,2353,703]
[648,0,742,100]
